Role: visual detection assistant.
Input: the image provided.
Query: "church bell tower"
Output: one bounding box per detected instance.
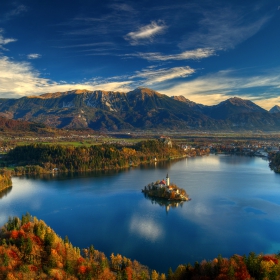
[166,173,170,187]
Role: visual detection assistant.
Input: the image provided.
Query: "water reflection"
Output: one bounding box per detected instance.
[22,168,128,181]
[0,185,12,200]
[143,193,186,213]
[129,214,164,242]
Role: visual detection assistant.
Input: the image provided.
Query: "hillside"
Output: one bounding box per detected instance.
[1,214,280,279]
[0,87,280,131]
[171,95,206,112]
[0,116,60,136]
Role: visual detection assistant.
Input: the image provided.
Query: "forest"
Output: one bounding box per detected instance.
[1,214,280,279]
[4,140,184,175]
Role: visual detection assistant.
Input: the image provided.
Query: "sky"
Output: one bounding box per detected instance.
[1,0,280,109]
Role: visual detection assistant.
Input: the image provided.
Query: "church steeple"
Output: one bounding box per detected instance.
[166,173,170,187]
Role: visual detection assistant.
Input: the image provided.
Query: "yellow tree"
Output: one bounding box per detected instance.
[151,270,159,280]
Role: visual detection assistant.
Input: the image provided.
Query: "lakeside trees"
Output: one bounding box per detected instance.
[269,152,280,173]
[4,140,184,174]
[1,214,280,279]
[0,169,12,192]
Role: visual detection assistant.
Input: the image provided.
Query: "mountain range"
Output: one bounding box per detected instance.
[0,87,279,131]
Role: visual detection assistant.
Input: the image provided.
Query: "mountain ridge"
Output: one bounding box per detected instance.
[0,87,279,131]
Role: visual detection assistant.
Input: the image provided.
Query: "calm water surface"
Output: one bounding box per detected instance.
[1,155,280,273]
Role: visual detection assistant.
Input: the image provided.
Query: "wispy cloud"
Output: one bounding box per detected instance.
[27,53,41,59]
[132,66,195,85]
[0,29,17,50]
[124,21,167,45]
[109,3,136,13]
[56,42,114,49]
[128,48,215,61]
[0,4,28,22]
[179,6,271,50]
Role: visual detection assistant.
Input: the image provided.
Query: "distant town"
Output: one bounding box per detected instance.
[1,131,280,157]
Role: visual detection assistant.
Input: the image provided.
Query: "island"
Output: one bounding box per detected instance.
[142,174,190,201]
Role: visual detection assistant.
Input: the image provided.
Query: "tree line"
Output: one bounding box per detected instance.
[4,140,184,175]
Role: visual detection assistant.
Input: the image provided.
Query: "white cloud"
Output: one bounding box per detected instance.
[2,51,280,110]
[133,66,195,85]
[160,70,280,109]
[132,48,215,61]
[125,21,166,45]
[0,56,50,96]
[0,30,17,50]
[27,53,41,59]
[0,56,133,98]
[84,81,132,92]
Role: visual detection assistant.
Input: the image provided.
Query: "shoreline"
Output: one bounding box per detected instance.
[0,184,12,193]
[9,152,275,177]
[10,155,189,177]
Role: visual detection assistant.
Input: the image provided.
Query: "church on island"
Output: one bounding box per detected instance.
[154,174,176,193]
[142,174,189,201]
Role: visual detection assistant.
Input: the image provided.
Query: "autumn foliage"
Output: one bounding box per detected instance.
[5,140,184,174]
[0,214,150,279]
[0,169,12,192]
[1,214,280,279]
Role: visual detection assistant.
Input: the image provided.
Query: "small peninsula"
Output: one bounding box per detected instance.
[142,174,189,201]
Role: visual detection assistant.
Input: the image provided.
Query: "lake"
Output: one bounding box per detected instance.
[1,154,280,273]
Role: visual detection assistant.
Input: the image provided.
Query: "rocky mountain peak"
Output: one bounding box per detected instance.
[269,105,280,113]
[219,97,266,112]
[128,87,162,97]
[171,95,190,102]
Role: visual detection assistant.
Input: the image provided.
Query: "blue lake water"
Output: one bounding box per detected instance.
[1,155,280,273]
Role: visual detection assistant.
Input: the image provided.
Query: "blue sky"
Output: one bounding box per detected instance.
[0,0,280,109]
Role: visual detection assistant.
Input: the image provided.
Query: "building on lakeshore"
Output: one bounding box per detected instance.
[159,136,172,148]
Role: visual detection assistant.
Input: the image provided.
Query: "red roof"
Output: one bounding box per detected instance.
[159,180,166,185]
